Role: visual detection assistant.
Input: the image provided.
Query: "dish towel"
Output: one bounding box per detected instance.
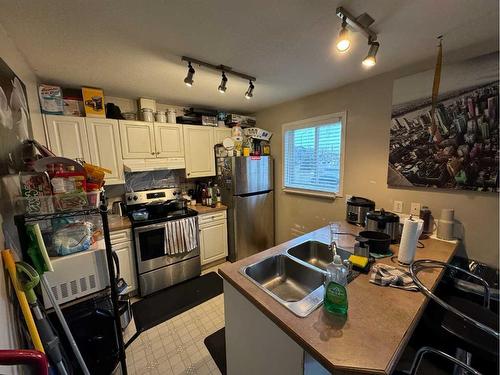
[369,264,419,291]
[164,217,198,255]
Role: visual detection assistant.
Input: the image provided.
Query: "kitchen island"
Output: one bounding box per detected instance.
[219,221,458,375]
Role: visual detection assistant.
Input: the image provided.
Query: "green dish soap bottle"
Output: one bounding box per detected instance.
[324,254,349,315]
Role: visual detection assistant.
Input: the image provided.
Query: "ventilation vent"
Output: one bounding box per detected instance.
[80,277,87,292]
[89,274,96,289]
[60,283,68,299]
[70,280,78,295]
[51,286,59,301]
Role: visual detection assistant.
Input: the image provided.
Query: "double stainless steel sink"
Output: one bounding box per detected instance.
[240,240,352,317]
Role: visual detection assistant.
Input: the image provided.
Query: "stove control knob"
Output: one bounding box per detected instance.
[133,195,138,201]
[127,196,132,201]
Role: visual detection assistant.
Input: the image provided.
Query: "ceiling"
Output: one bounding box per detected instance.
[0,0,498,114]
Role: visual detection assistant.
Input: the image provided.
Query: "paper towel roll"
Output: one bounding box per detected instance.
[398,218,423,265]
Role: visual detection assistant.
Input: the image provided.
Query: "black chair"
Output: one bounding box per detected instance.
[397,346,482,375]
[409,259,499,373]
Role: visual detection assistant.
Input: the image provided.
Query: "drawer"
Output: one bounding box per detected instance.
[198,210,227,225]
[110,229,132,245]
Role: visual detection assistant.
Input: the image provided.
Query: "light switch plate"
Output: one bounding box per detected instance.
[410,202,421,216]
[393,200,403,213]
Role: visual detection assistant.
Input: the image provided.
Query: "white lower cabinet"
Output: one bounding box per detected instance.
[110,228,136,293]
[199,211,228,265]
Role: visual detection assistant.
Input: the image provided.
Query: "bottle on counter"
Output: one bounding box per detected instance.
[201,188,208,206]
[214,184,221,208]
[207,182,213,207]
[323,254,349,315]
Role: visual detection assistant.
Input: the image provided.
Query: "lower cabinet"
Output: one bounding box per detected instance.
[110,228,136,293]
[199,211,228,265]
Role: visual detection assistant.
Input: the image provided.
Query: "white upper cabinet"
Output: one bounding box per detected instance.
[119,120,156,159]
[154,123,184,158]
[183,125,215,178]
[85,118,124,185]
[214,127,232,146]
[44,115,91,161]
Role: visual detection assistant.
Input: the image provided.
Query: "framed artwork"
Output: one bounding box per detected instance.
[388,52,499,192]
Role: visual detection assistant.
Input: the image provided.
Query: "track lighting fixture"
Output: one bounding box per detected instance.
[244,80,254,99]
[184,62,195,87]
[181,56,256,98]
[218,72,228,93]
[335,7,380,65]
[336,18,351,52]
[362,40,379,67]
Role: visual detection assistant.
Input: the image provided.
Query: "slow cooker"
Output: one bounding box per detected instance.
[365,208,400,243]
[346,196,375,226]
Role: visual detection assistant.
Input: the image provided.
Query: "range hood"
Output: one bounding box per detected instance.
[123,158,185,172]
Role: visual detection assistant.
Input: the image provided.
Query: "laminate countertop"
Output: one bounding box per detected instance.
[219,221,458,374]
[190,204,227,215]
[107,215,132,231]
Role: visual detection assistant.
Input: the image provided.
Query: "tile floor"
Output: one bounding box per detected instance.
[123,263,228,375]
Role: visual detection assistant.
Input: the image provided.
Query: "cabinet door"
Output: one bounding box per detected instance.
[200,220,228,265]
[183,125,215,178]
[113,242,136,292]
[44,115,90,161]
[154,123,184,158]
[85,118,124,184]
[119,120,155,159]
[214,127,232,145]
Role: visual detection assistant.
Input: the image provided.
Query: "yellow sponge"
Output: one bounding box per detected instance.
[349,254,369,269]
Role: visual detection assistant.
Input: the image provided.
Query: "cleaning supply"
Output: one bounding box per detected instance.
[26,223,90,375]
[1,250,44,353]
[348,254,370,273]
[16,261,69,375]
[323,254,349,315]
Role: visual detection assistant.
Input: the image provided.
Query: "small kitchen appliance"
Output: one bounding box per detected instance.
[346,196,375,226]
[125,188,200,296]
[365,209,400,243]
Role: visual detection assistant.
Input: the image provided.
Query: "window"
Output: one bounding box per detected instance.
[282,112,346,197]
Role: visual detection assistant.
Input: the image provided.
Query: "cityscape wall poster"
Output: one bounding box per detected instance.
[388,52,499,192]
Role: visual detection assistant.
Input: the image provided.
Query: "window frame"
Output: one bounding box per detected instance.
[281,111,347,199]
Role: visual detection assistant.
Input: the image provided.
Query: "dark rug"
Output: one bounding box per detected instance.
[204,328,226,375]
[131,272,223,334]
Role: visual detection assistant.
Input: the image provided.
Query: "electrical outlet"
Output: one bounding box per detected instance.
[410,202,421,216]
[393,200,403,213]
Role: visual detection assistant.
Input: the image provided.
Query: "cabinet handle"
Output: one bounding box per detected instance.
[151,152,155,155]
[187,173,190,176]
[156,152,160,155]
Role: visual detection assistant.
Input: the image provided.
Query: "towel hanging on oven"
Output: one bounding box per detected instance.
[164,217,198,255]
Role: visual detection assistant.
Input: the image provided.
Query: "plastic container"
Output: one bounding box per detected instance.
[323,255,349,315]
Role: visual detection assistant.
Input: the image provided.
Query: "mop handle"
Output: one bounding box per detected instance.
[40,275,90,375]
[1,250,44,353]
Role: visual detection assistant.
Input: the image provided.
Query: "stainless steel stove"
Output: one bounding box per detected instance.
[126,188,200,296]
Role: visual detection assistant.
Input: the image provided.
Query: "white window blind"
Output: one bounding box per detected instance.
[283,113,345,196]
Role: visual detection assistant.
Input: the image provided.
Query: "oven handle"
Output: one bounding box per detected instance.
[133,216,199,234]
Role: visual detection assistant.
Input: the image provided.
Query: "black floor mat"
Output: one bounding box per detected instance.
[204,328,226,375]
[131,272,223,334]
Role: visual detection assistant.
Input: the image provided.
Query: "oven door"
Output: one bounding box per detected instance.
[133,219,200,274]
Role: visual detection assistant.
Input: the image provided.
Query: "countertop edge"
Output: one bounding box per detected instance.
[218,268,387,375]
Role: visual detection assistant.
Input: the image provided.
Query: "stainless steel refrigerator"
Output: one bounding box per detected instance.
[216,156,274,262]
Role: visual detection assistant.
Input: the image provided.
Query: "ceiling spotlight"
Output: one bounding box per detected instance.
[184,62,195,86]
[362,40,379,67]
[218,72,228,93]
[244,80,254,99]
[335,18,351,52]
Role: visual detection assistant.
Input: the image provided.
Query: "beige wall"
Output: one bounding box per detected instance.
[256,57,499,267]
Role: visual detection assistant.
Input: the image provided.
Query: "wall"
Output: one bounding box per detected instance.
[0,22,43,374]
[256,53,499,267]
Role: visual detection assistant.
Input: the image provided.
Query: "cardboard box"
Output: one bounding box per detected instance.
[82,87,105,118]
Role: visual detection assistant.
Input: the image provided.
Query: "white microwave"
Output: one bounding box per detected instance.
[41,241,109,309]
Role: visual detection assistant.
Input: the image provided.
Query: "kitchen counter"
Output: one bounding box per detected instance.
[190,204,227,215]
[219,221,458,374]
[107,215,132,231]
